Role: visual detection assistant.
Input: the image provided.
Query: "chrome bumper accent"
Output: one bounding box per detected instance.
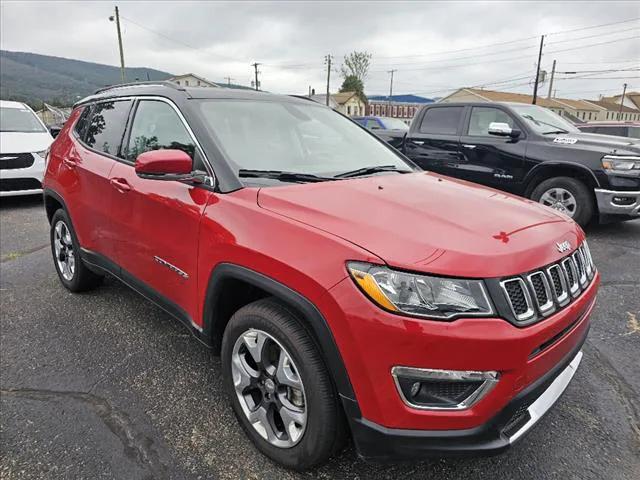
[509,350,583,443]
[594,189,640,216]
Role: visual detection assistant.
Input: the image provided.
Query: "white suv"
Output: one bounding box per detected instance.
[1,100,53,197]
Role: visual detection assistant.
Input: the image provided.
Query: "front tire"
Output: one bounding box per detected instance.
[530,176,594,227]
[221,298,346,470]
[50,209,103,292]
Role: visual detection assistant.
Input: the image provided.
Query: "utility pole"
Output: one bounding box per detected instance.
[251,63,261,91]
[224,76,234,86]
[325,54,332,106]
[109,6,126,83]
[547,59,556,99]
[387,69,397,110]
[618,83,628,120]
[532,35,544,105]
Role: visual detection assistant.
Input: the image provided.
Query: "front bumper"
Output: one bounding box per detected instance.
[346,339,585,460]
[0,154,45,197]
[594,188,640,218]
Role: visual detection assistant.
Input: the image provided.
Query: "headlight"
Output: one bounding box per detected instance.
[347,262,494,320]
[601,155,640,172]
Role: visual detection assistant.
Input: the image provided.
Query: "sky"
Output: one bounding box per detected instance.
[1,1,638,100]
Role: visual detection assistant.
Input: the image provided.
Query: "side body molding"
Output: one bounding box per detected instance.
[202,263,358,404]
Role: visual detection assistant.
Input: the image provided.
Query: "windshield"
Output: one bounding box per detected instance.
[197,100,412,180]
[0,106,46,133]
[509,104,579,135]
[380,117,409,130]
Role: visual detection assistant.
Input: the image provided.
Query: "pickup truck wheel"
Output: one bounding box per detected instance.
[221,298,346,470]
[531,177,594,227]
[50,209,103,292]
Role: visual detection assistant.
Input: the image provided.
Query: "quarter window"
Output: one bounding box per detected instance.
[73,106,92,140]
[84,100,132,156]
[125,100,199,168]
[467,107,516,136]
[419,107,463,135]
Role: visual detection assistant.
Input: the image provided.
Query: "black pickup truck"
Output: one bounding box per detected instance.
[379,101,640,226]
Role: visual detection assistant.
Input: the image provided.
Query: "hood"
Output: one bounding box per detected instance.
[0,131,53,154]
[544,131,640,156]
[258,172,584,278]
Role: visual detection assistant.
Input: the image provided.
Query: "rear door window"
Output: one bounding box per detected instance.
[419,107,463,135]
[84,100,132,157]
[73,106,92,140]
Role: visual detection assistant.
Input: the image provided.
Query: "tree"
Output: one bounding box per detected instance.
[340,51,372,82]
[339,75,364,96]
[340,51,372,103]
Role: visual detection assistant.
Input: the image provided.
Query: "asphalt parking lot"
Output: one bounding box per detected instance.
[1,195,639,480]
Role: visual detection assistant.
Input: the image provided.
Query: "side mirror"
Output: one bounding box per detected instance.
[135,149,196,180]
[49,126,61,138]
[488,122,521,138]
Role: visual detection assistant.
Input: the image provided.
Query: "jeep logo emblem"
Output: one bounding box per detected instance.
[556,241,571,253]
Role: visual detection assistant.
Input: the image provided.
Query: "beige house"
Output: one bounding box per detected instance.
[332,91,366,117]
[168,73,220,88]
[308,91,367,117]
[437,88,640,123]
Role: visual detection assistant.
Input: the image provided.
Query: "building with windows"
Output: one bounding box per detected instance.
[308,91,366,117]
[366,94,434,124]
[168,73,220,88]
[438,88,640,123]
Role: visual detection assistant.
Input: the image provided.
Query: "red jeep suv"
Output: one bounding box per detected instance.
[43,83,599,470]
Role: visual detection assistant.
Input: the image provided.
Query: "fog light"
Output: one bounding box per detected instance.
[612,196,635,206]
[392,366,499,410]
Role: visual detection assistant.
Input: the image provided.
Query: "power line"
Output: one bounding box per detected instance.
[370,16,639,61]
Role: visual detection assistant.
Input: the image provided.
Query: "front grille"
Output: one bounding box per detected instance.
[0,153,35,170]
[0,178,42,192]
[502,278,533,320]
[500,241,595,325]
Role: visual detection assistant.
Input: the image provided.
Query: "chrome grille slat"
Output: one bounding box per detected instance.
[547,264,570,307]
[500,241,595,324]
[526,272,555,316]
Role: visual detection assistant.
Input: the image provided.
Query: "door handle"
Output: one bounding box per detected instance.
[62,155,79,168]
[412,140,425,145]
[462,144,477,149]
[110,177,131,192]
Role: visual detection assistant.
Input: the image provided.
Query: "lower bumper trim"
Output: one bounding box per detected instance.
[508,350,582,443]
[594,188,640,217]
[345,328,587,461]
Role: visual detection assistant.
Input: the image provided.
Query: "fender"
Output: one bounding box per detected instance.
[524,161,601,194]
[203,263,358,404]
[43,187,69,223]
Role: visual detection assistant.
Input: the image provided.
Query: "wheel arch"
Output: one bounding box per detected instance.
[202,263,358,404]
[523,162,600,198]
[43,189,67,224]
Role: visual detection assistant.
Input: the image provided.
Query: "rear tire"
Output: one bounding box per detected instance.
[50,209,103,292]
[221,298,346,470]
[530,176,594,227]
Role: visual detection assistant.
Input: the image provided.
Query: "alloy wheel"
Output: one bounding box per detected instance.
[231,329,307,448]
[53,220,75,281]
[539,187,577,217]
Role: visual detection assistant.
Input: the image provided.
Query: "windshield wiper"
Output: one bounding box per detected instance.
[334,165,412,178]
[521,114,569,134]
[238,169,332,183]
[542,130,570,135]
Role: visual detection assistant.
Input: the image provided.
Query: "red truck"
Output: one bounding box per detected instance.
[43,83,599,470]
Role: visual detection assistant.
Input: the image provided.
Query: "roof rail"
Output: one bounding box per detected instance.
[93,80,184,95]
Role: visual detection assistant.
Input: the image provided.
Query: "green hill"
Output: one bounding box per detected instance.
[0,50,173,107]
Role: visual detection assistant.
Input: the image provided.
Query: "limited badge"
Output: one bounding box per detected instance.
[553,137,578,145]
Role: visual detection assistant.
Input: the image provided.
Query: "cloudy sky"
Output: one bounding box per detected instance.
[1,1,638,99]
